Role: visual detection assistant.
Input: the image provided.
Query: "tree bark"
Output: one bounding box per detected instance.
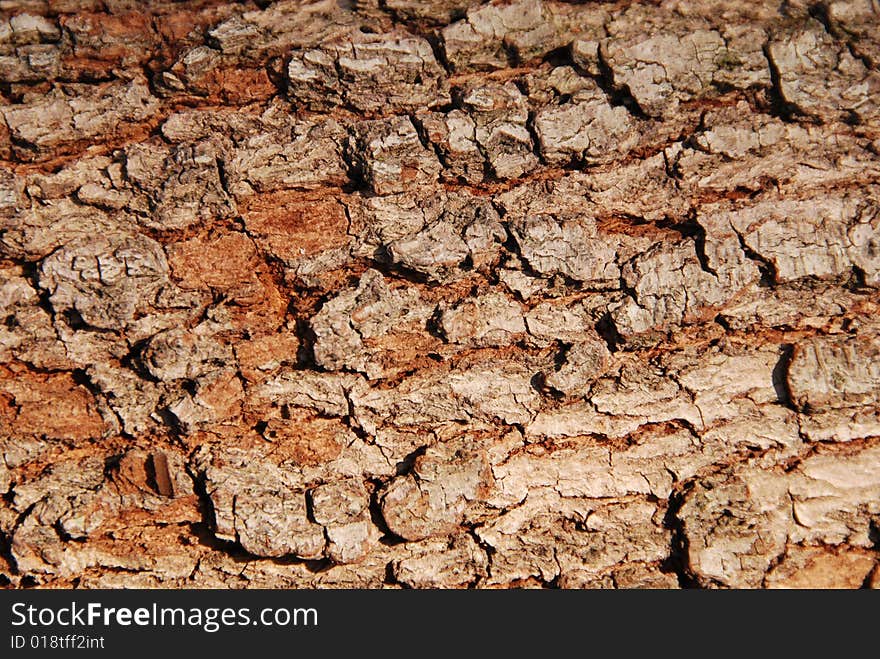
[1,0,879,589]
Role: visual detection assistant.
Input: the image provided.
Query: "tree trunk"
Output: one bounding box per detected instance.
[1,0,878,589]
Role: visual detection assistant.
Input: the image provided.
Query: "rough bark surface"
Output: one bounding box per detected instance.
[1,0,879,589]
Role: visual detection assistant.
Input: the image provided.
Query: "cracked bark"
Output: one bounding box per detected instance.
[1,0,878,589]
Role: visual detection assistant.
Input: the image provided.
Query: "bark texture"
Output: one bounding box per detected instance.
[1,0,879,589]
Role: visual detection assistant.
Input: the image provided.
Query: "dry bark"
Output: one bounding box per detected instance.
[1,0,879,589]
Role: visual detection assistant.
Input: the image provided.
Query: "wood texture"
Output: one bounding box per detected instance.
[1,0,879,589]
